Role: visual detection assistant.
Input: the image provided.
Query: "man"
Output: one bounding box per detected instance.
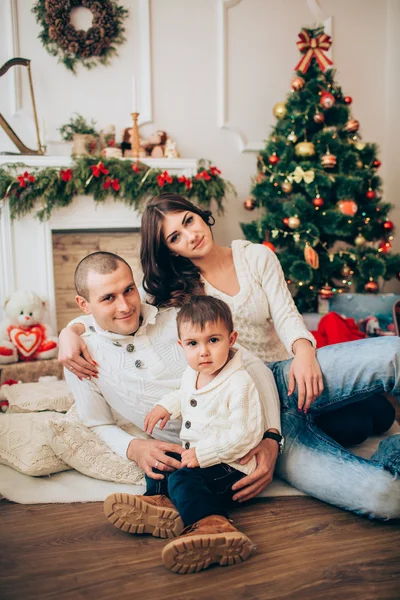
[62,251,282,499]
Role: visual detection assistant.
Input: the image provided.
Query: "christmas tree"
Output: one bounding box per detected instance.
[241,26,400,312]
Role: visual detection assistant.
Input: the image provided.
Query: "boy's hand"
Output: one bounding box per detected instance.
[181,448,199,468]
[144,405,171,435]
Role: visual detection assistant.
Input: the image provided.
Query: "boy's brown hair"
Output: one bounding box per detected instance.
[176,296,234,338]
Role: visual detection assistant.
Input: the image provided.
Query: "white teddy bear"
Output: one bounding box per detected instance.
[0,290,58,364]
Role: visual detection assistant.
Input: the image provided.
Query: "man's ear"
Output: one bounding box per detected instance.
[229,330,238,347]
[75,295,91,315]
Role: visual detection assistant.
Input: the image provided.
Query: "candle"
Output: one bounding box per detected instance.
[132,76,137,113]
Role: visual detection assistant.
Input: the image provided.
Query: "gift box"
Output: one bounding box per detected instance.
[329,293,400,331]
[0,358,64,385]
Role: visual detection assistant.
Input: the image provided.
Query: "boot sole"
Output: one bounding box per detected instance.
[104,493,183,539]
[162,531,254,574]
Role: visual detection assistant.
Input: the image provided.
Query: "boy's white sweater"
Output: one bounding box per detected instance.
[157,349,269,475]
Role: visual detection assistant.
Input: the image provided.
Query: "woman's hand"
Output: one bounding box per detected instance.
[144,405,171,435]
[181,448,199,468]
[232,438,278,502]
[58,325,98,380]
[289,339,324,412]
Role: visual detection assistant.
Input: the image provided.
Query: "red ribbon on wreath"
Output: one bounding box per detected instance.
[295,29,333,74]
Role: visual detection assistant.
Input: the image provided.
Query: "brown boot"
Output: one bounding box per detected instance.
[104,493,183,539]
[161,514,255,574]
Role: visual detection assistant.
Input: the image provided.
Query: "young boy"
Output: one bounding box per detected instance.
[105,296,270,574]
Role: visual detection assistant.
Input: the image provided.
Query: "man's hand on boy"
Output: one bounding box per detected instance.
[144,405,171,435]
[181,448,199,468]
[231,438,279,502]
[127,439,183,479]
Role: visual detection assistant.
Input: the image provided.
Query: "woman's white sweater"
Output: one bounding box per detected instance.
[201,240,315,363]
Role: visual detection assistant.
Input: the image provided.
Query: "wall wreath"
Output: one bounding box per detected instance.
[32,0,129,73]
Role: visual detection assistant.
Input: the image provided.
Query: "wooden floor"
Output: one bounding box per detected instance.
[1,497,399,600]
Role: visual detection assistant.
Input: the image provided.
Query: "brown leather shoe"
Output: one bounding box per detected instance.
[162,515,255,574]
[104,493,183,539]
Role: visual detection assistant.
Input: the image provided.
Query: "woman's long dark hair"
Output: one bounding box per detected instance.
[140,193,215,308]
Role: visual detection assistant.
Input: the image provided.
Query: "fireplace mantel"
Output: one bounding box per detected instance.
[0,155,197,328]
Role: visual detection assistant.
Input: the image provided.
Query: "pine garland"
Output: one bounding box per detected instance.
[32,0,129,73]
[0,158,233,221]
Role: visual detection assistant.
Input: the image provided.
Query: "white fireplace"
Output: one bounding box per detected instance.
[0,156,197,330]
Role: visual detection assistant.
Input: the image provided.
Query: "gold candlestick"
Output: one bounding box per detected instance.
[130,112,140,159]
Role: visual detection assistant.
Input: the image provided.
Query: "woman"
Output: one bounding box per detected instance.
[60,194,400,518]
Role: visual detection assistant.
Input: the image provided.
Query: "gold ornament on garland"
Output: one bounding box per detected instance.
[32,0,129,74]
[295,141,315,157]
[304,242,319,269]
[288,215,301,229]
[273,102,287,119]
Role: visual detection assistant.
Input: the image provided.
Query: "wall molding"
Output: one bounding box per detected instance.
[0,199,16,300]
[5,0,22,115]
[217,0,333,153]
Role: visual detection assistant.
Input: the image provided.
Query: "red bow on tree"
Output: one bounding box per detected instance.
[60,169,73,182]
[103,177,120,191]
[295,29,333,74]
[91,162,109,177]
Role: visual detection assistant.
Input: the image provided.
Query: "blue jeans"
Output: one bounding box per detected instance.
[145,454,245,527]
[269,336,400,520]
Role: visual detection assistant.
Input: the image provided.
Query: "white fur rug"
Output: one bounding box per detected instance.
[1,423,398,504]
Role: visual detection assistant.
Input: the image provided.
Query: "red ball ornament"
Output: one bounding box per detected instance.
[291,76,305,91]
[365,280,379,293]
[313,112,324,124]
[373,159,381,168]
[321,152,337,168]
[344,96,353,104]
[312,195,324,208]
[337,200,358,216]
[378,240,392,254]
[320,92,335,109]
[319,284,334,299]
[263,241,276,252]
[366,188,376,200]
[243,197,256,211]
[283,217,290,226]
[269,152,280,165]
[383,220,394,232]
[343,119,360,133]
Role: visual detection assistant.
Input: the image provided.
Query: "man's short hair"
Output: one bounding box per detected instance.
[176,296,234,337]
[74,252,132,300]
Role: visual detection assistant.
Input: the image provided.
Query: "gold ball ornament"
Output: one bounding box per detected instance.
[321,152,337,168]
[273,102,287,119]
[354,233,366,246]
[337,200,358,216]
[343,119,360,133]
[287,131,298,143]
[281,181,293,193]
[288,215,301,229]
[295,141,315,157]
[291,76,305,91]
[243,197,256,211]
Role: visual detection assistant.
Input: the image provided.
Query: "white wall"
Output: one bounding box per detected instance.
[1,0,399,288]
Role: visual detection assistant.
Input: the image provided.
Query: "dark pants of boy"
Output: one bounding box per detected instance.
[145,453,245,527]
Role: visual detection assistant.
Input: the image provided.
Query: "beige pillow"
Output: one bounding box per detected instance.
[49,418,145,485]
[0,412,71,476]
[4,380,74,414]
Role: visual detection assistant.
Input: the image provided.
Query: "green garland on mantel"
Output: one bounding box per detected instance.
[0,157,235,221]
